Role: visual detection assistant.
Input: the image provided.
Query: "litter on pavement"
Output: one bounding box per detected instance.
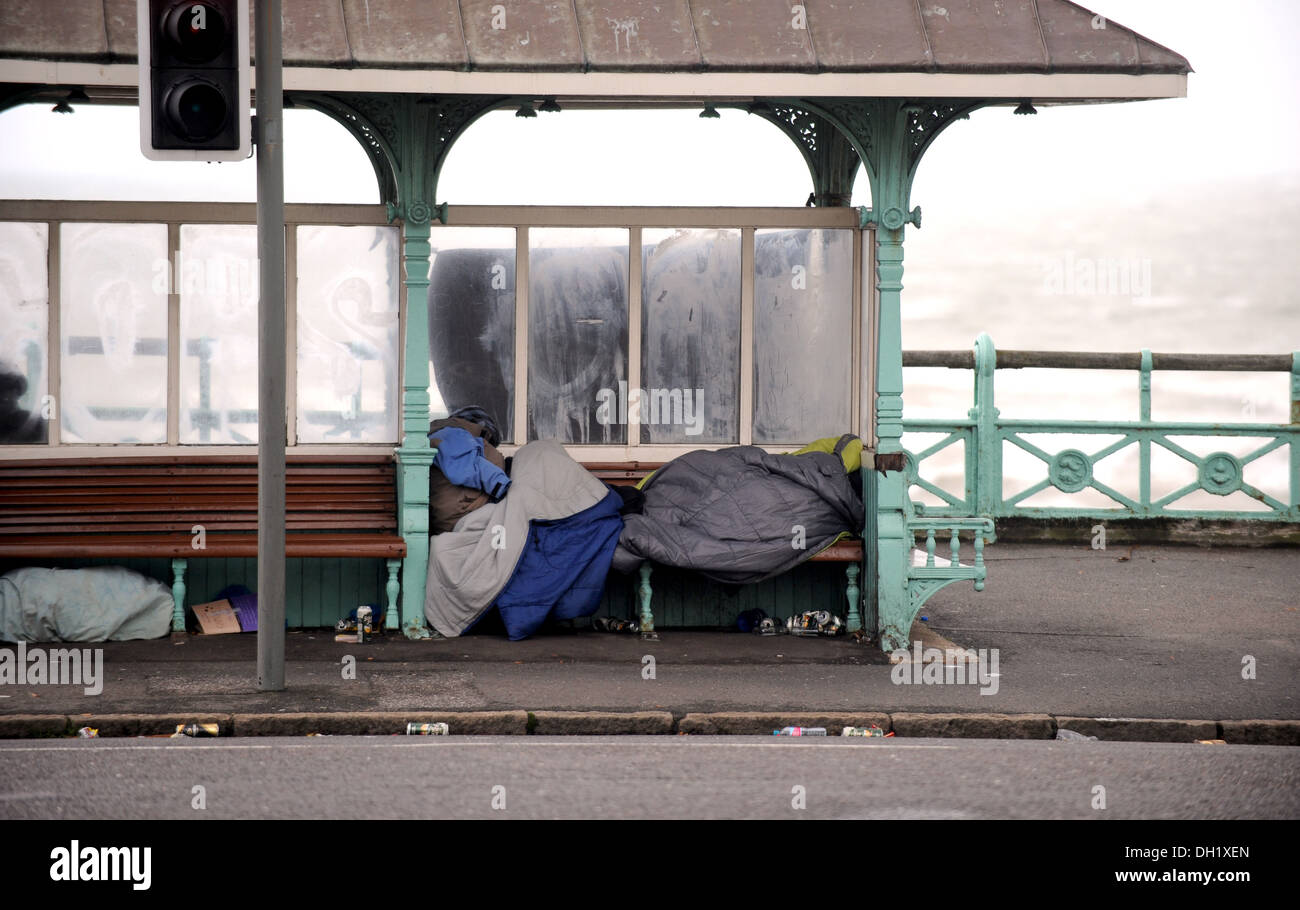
[1055,729,1099,742]
[406,722,450,735]
[773,726,828,736]
[172,723,220,738]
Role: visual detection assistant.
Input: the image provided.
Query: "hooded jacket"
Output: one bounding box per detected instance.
[428,417,508,533]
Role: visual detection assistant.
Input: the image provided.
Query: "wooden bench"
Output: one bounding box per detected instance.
[0,455,406,633]
[584,461,867,639]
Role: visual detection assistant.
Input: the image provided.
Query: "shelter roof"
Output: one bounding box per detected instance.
[0,1,1190,101]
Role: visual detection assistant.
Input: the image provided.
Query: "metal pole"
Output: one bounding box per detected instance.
[255,0,285,691]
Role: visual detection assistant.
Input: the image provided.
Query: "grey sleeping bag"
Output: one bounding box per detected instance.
[611,444,864,584]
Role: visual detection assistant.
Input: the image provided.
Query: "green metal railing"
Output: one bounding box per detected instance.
[902,334,1300,522]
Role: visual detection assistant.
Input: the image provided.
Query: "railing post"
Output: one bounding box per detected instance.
[1140,348,1152,515]
[971,333,999,516]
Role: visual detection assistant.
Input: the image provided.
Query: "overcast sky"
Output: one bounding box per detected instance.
[1,0,1297,210]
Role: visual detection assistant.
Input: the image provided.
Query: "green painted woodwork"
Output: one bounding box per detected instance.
[297,93,519,639]
[778,99,989,651]
[605,561,858,630]
[844,562,861,632]
[394,216,435,640]
[384,559,401,631]
[170,557,186,633]
[904,334,1300,522]
[637,564,657,640]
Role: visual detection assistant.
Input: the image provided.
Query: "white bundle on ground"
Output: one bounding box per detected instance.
[0,565,173,642]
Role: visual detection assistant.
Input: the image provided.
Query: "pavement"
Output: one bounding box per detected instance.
[1,542,1297,742]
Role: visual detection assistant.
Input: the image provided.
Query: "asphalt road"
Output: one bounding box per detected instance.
[2,736,1295,820]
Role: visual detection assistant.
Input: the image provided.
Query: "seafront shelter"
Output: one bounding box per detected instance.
[0,1,1191,649]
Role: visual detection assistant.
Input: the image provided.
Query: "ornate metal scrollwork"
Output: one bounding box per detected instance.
[1199,452,1243,495]
[1049,448,1094,494]
[903,102,973,158]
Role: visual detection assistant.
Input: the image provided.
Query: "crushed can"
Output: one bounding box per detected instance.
[174,723,220,738]
[406,722,449,735]
[76,726,99,738]
[841,725,885,737]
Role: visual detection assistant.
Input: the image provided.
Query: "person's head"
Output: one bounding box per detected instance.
[446,405,502,447]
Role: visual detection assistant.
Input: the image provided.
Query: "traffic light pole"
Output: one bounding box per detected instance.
[255,0,286,691]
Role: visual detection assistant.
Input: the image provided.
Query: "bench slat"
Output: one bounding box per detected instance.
[0,516,396,532]
[0,532,407,559]
[0,496,394,514]
[809,540,863,561]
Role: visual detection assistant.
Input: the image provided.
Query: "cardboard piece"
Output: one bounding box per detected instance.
[192,599,243,635]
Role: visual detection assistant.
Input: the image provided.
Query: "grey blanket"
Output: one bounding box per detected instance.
[425,440,611,637]
[1,566,174,642]
[612,445,864,584]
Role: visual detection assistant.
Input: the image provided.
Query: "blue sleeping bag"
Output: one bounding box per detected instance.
[491,488,624,641]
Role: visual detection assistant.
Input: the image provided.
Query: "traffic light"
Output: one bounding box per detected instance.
[138,0,250,160]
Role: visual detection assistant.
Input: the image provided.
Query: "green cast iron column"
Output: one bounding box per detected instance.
[300,93,513,638]
[855,100,923,653]
[795,98,984,650]
[395,215,436,638]
[872,210,914,652]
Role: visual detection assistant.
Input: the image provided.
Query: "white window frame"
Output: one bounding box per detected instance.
[0,201,876,460]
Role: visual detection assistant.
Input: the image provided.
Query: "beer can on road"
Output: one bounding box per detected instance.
[406,722,449,735]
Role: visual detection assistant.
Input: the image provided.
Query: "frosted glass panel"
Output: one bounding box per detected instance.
[528,227,628,444]
[753,228,853,444]
[179,224,259,443]
[60,222,168,443]
[0,222,50,444]
[296,225,400,443]
[641,228,740,444]
[427,226,516,442]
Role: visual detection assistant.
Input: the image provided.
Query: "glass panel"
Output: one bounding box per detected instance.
[427,226,516,442]
[0,222,50,445]
[753,228,854,444]
[641,228,740,444]
[528,228,629,444]
[296,225,401,443]
[60,222,168,443]
[179,224,259,443]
